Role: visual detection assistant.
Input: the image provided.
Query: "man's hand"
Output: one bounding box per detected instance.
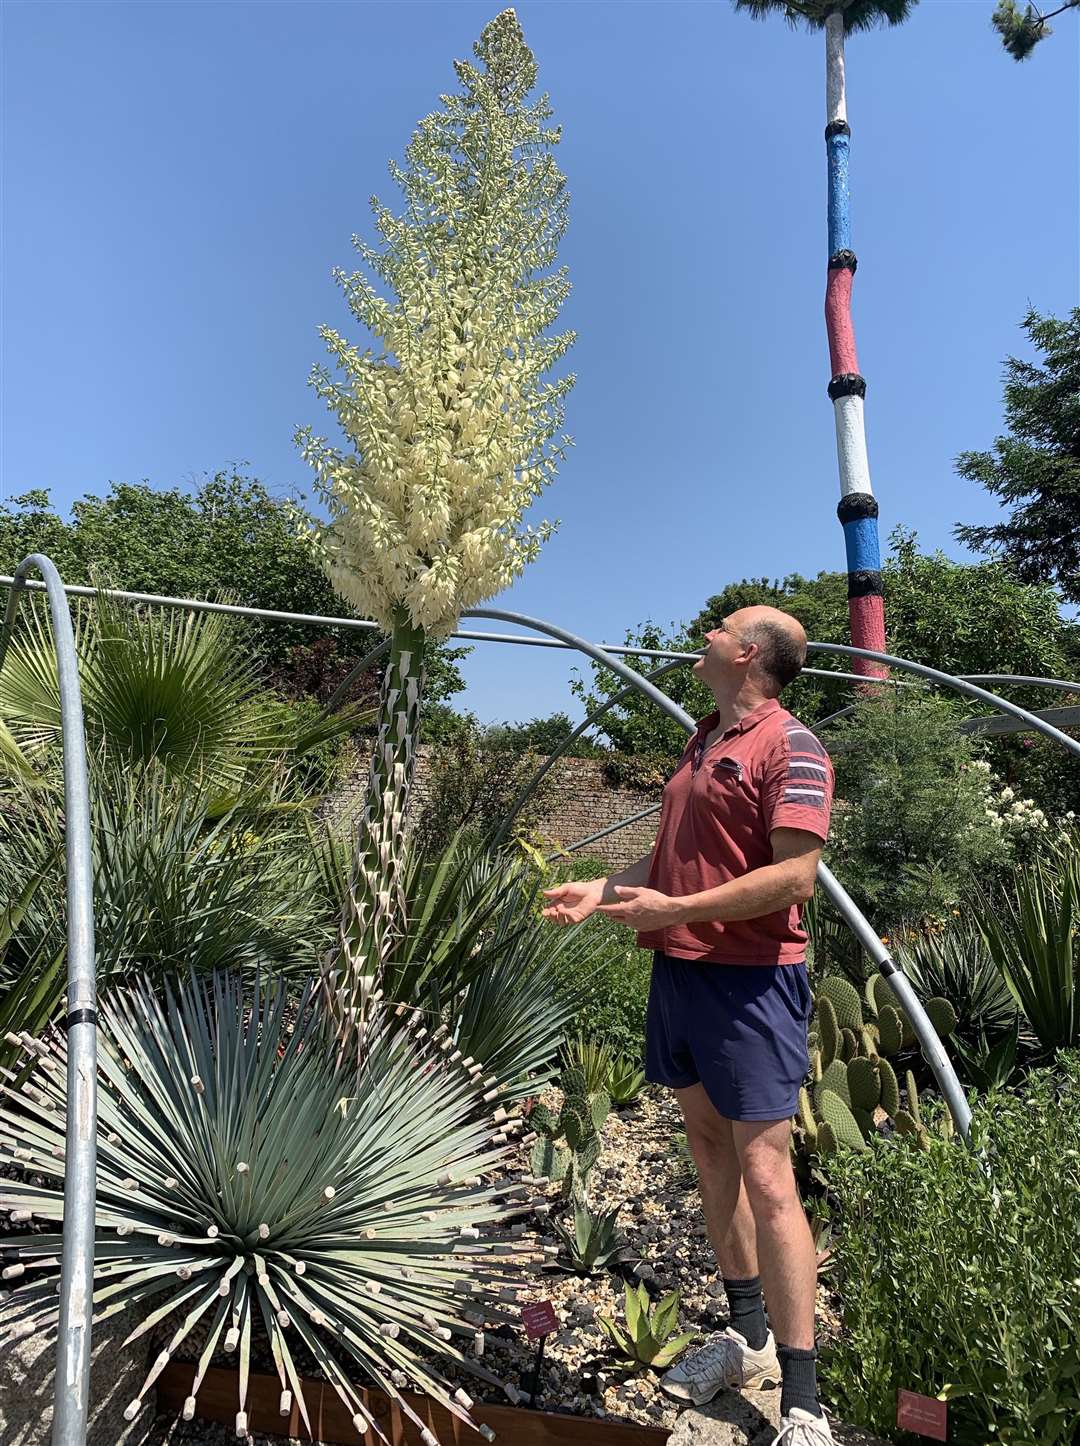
[595,886,687,932]
[541,879,605,926]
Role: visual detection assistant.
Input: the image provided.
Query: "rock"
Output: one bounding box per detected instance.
[0,1302,150,1446]
[667,1391,892,1446]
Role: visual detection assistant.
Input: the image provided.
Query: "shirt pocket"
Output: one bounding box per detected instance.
[700,754,750,827]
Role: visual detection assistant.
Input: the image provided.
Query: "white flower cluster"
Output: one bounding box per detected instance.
[296,11,574,640]
[966,758,1056,841]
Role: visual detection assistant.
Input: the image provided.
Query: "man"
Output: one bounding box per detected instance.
[542,606,834,1446]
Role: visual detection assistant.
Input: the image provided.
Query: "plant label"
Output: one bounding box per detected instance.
[521,1300,558,1341]
[897,1389,947,1440]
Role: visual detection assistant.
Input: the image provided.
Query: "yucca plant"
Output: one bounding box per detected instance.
[607,1057,646,1107]
[978,846,1080,1054]
[598,1283,694,1371]
[894,918,1018,1048]
[561,1035,613,1095]
[309,826,591,1101]
[0,972,540,1441]
[548,1202,627,1276]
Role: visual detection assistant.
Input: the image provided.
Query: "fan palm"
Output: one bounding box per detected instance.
[732,0,917,671]
[0,592,365,799]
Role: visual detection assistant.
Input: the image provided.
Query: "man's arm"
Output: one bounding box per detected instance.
[541,850,653,924]
[594,829,821,930]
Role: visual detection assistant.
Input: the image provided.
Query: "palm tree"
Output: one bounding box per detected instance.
[297,10,574,1042]
[734,0,916,676]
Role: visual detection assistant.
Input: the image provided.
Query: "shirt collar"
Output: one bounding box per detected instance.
[698,698,782,739]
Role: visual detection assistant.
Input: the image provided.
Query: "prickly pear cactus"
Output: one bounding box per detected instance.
[796,971,960,1165]
[529,1070,610,1204]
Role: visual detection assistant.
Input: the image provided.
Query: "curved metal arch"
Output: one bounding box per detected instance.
[465,606,973,1142]
[809,642,1080,758]
[0,556,98,1446]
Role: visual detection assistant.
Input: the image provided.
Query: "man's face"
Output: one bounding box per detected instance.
[693,613,751,687]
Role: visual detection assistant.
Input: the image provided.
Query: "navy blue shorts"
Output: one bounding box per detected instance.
[645,952,812,1121]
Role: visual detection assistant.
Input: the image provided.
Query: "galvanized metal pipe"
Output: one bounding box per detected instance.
[547,802,662,863]
[0,556,98,1446]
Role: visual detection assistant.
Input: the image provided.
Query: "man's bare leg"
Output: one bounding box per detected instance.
[731,1117,816,1350]
[675,1084,758,1278]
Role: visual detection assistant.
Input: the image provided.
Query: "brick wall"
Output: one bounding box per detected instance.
[331,744,664,868]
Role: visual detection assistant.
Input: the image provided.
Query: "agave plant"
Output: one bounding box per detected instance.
[607,1057,646,1108]
[978,849,1080,1054]
[0,972,542,1441]
[548,1202,627,1276]
[598,1283,694,1371]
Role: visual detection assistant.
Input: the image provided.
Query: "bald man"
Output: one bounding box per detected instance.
[542,607,835,1446]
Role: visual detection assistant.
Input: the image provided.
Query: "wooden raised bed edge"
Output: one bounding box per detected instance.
[157,1362,672,1446]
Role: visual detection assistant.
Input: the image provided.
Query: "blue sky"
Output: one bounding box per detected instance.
[2,1,1077,723]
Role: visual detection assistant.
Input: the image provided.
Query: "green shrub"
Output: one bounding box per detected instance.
[551,921,652,1061]
[821,1054,1080,1444]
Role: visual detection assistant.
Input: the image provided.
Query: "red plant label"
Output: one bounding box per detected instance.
[521,1300,558,1340]
[897,1389,948,1440]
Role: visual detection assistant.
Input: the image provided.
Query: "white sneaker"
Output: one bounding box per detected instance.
[660,1326,780,1405]
[773,1407,835,1444]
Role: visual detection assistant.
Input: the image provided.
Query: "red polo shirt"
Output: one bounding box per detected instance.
[637,699,833,965]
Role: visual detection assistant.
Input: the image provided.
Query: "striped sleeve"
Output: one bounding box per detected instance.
[763,719,834,841]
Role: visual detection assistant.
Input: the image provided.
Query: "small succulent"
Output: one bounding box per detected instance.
[607,1057,646,1107]
[598,1282,694,1370]
[528,1065,610,1204]
[549,1202,627,1275]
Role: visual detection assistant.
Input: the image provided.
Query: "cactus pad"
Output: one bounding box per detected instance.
[848,1055,881,1112]
[818,1088,869,1152]
[925,997,958,1039]
[878,1005,905,1056]
[817,977,864,1034]
[817,995,841,1067]
[816,1058,852,1109]
[878,1057,901,1117]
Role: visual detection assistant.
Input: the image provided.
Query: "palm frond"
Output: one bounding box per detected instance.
[732,0,917,31]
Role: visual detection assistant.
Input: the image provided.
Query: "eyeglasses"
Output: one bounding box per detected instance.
[714,620,747,645]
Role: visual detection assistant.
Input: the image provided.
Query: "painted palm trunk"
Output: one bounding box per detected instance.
[825,13,888,676]
[329,607,427,1046]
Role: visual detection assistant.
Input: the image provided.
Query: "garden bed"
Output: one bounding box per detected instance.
[155,1363,671,1445]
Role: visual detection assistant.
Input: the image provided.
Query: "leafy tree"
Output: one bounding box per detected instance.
[992,0,1078,59]
[572,531,1080,760]
[296,10,574,1024]
[0,475,468,706]
[955,309,1080,600]
[827,692,1012,929]
[483,711,603,758]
